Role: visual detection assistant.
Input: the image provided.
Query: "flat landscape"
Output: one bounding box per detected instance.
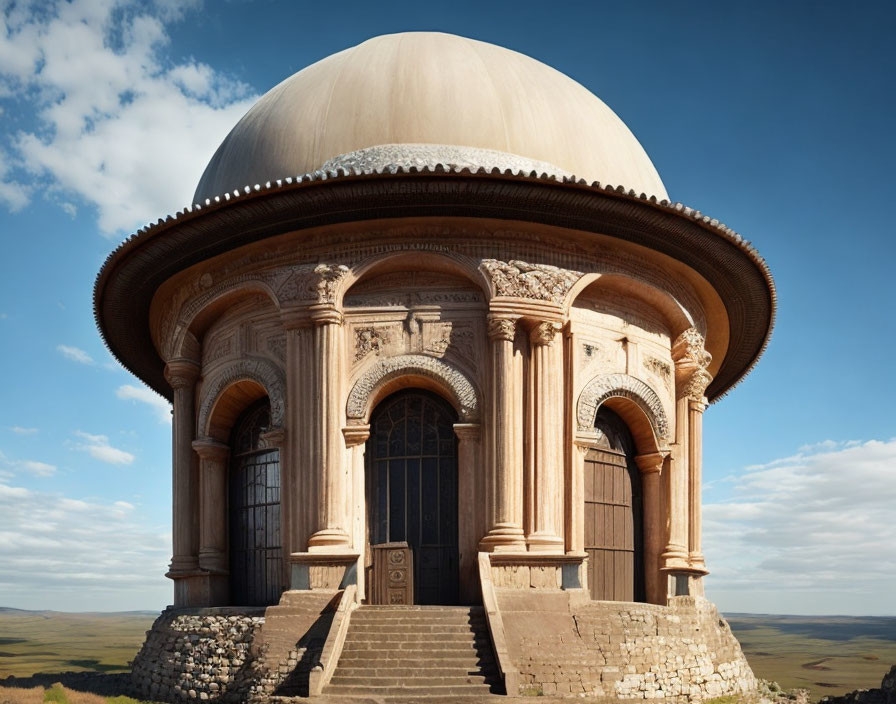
[0,607,893,701]
[726,613,896,698]
[0,608,155,679]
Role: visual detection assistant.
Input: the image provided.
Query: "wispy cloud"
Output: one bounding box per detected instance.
[73,430,134,465]
[705,438,896,615]
[20,460,56,477]
[56,344,94,364]
[116,384,171,424]
[0,0,257,235]
[0,479,169,610]
[9,426,38,435]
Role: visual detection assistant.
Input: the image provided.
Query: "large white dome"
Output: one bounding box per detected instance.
[194,32,669,203]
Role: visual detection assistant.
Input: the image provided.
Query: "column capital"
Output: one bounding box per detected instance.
[635,450,669,475]
[310,304,343,326]
[342,424,370,447]
[486,315,516,341]
[529,320,562,346]
[453,422,481,441]
[191,437,229,461]
[688,397,708,413]
[164,358,200,389]
[260,426,286,446]
[680,368,713,402]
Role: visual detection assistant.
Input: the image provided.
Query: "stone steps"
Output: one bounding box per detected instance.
[323,605,502,698]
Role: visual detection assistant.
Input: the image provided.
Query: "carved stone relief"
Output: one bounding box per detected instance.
[672,327,713,401]
[265,334,286,364]
[346,354,480,422]
[203,334,233,366]
[644,354,673,395]
[197,357,286,436]
[480,259,582,303]
[576,372,668,441]
[354,326,391,361]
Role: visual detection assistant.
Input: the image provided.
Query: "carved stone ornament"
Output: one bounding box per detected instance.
[197,356,286,436]
[487,316,516,341]
[347,354,480,422]
[672,327,712,370]
[672,327,713,401]
[480,259,582,303]
[576,372,669,440]
[530,321,561,346]
[275,263,350,305]
[354,326,390,361]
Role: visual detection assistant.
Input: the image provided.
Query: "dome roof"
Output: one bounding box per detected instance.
[194,32,668,203]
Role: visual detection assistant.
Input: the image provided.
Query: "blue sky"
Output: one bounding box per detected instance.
[0,0,893,614]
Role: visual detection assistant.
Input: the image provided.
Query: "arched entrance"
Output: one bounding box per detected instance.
[229,399,283,606]
[367,390,459,604]
[584,405,645,602]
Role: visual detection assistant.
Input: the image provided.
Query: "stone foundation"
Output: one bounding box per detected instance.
[498,592,756,700]
[129,607,266,702]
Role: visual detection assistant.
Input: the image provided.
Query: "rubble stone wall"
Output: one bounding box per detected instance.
[129,607,266,703]
[498,593,756,700]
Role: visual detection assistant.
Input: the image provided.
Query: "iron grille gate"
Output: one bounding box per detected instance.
[368,390,459,605]
[229,400,283,606]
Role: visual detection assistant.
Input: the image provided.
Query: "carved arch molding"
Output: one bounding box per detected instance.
[347,354,480,423]
[198,357,286,436]
[577,373,668,441]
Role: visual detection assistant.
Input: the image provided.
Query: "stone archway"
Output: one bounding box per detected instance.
[576,373,668,449]
[198,357,286,440]
[346,354,481,424]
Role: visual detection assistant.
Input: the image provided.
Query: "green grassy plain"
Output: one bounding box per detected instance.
[0,609,155,679]
[727,614,896,699]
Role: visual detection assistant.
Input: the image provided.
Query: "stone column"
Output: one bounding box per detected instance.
[480,315,525,551]
[662,397,690,571]
[165,359,200,576]
[528,321,564,552]
[343,425,370,600]
[636,451,668,605]
[454,423,481,602]
[688,398,708,573]
[308,306,351,551]
[193,438,229,573]
[284,314,313,555]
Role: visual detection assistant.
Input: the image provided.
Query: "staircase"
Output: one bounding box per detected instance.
[323,605,502,698]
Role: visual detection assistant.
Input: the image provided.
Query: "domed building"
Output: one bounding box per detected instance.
[97,32,772,701]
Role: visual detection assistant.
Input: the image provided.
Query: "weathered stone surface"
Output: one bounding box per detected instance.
[499,594,756,700]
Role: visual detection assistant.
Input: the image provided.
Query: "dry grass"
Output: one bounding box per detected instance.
[0,685,45,704]
[0,684,146,704]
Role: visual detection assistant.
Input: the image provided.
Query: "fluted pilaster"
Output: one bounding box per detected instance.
[527,321,564,552]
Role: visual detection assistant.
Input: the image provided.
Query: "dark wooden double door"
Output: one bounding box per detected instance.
[368,390,459,604]
[584,406,645,602]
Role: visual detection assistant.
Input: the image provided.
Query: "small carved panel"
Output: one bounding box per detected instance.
[371,543,413,605]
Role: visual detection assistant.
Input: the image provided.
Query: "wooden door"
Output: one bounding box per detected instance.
[584,406,645,602]
[368,390,459,604]
[229,400,283,606]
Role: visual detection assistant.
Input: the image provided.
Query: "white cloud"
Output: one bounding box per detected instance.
[704,438,896,615]
[0,478,169,610]
[0,0,257,236]
[116,383,171,424]
[9,426,38,435]
[73,430,135,465]
[56,344,94,364]
[20,460,56,477]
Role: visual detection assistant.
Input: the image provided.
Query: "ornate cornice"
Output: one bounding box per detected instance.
[95,170,775,403]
